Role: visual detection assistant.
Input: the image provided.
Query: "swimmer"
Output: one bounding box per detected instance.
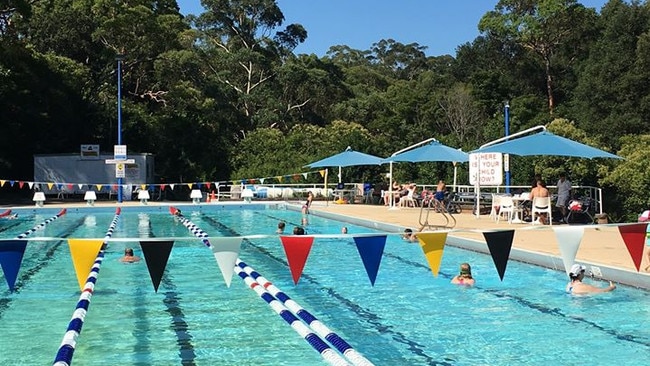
[277,221,286,234]
[402,228,417,242]
[293,226,305,235]
[341,227,348,234]
[451,263,475,286]
[120,248,141,263]
[566,264,615,294]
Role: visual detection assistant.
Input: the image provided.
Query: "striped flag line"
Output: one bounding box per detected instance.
[52,208,121,366]
[236,260,374,366]
[17,209,67,239]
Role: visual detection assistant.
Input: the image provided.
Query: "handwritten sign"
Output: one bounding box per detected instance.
[469,153,503,186]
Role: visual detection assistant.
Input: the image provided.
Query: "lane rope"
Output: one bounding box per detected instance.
[52,208,121,366]
[236,259,374,366]
[17,209,67,239]
[169,206,354,366]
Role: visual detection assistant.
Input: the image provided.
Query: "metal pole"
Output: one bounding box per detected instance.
[504,102,510,193]
[116,54,124,203]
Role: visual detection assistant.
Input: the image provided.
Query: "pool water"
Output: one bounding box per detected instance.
[1,206,649,365]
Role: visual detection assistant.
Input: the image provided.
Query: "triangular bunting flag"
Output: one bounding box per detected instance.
[169,184,175,190]
[66,184,73,190]
[28,182,34,189]
[205,182,212,189]
[617,223,648,271]
[553,227,585,276]
[47,182,54,190]
[78,184,84,189]
[18,181,24,189]
[279,236,315,284]
[96,184,103,191]
[302,173,308,179]
[275,176,283,182]
[0,239,28,291]
[187,183,193,189]
[9,181,15,187]
[210,237,243,287]
[416,232,448,277]
[259,178,265,184]
[140,241,174,292]
[319,170,325,178]
[0,180,5,187]
[141,184,146,190]
[352,235,387,286]
[68,239,104,291]
[56,183,62,190]
[161,184,166,191]
[483,230,515,281]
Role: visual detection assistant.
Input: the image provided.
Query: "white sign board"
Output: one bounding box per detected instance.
[114,145,127,160]
[80,144,100,160]
[469,153,503,186]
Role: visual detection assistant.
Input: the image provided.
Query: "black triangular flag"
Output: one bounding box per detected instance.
[483,230,515,281]
[140,241,174,292]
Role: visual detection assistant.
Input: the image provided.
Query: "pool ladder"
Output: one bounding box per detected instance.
[418,199,456,230]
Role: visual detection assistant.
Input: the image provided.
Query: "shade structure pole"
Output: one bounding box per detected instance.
[504,102,510,194]
[338,166,342,183]
[324,169,328,207]
[453,162,458,191]
[116,54,124,203]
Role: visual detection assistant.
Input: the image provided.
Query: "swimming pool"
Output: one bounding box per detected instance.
[1,204,649,365]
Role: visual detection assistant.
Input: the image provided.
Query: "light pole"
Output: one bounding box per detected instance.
[116,54,124,203]
[504,101,510,193]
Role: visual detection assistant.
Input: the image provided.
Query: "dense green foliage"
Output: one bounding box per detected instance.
[1,0,648,220]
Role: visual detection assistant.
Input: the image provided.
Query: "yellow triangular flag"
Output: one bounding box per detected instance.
[319,170,325,178]
[187,183,193,189]
[47,182,54,190]
[96,184,103,191]
[0,180,5,187]
[68,239,104,291]
[417,232,448,277]
[141,184,146,190]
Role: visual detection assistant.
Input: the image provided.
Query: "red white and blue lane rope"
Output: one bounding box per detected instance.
[52,208,121,366]
[169,207,351,365]
[17,208,67,239]
[236,260,374,366]
[234,266,351,366]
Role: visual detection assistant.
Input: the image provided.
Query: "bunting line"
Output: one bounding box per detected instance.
[237,260,374,366]
[52,208,121,366]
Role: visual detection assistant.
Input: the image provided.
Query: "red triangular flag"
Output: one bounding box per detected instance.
[617,223,648,271]
[279,236,315,284]
[18,181,24,189]
[483,230,515,281]
[140,241,174,292]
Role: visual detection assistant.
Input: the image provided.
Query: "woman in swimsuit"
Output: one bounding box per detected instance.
[451,263,475,286]
[566,263,616,294]
[302,191,314,214]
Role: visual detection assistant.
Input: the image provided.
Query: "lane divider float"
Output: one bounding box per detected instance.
[169,206,353,366]
[52,208,121,366]
[17,208,67,239]
[236,259,374,366]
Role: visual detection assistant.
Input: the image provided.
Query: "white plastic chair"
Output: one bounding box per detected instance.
[399,189,418,208]
[531,196,552,225]
[497,196,515,223]
[489,194,502,221]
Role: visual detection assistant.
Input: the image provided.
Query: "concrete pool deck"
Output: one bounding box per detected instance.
[3,199,649,289]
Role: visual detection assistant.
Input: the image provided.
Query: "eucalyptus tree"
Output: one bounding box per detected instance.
[193,0,307,133]
[479,0,597,115]
[571,0,650,142]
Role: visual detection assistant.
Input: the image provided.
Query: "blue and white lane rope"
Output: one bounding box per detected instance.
[52,208,122,366]
[235,266,351,366]
[17,208,67,239]
[169,207,350,366]
[236,260,374,366]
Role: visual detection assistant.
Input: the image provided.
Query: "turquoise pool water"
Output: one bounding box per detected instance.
[1,205,649,365]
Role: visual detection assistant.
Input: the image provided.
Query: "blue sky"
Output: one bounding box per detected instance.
[177,0,609,57]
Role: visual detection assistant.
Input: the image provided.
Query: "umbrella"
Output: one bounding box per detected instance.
[383,138,468,208]
[471,130,622,159]
[305,147,383,204]
[306,146,383,168]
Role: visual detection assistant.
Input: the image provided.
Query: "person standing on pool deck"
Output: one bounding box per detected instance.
[566,263,616,294]
[302,191,314,214]
[451,263,475,286]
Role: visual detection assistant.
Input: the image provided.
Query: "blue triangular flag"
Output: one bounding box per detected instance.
[0,239,28,291]
[352,235,387,286]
